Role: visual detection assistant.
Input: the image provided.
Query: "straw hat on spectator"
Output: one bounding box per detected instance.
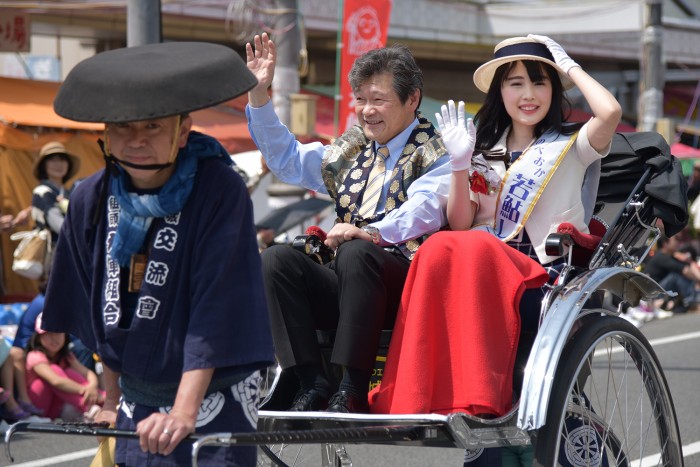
[33,141,80,182]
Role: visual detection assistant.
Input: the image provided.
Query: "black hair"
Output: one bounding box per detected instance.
[656,235,671,249]
[678,243,698,260]
[37,153,73,184]
[26,331,71,364]
[348,44,423,113]
[474,60,580,152]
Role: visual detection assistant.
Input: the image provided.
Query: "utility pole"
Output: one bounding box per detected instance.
[272,0,301,127]
[127,0,162,47]
[267,0,306,198]
[638,0,664,132]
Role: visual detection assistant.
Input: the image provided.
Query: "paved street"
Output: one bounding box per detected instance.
[3,313,699,466]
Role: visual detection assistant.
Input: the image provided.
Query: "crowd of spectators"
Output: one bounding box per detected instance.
[0,141,86,429]
[0,271,114,429]
[621,165,700,327]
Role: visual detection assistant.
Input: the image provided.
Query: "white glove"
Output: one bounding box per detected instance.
[436,100,476,172]
[527,34,580,75]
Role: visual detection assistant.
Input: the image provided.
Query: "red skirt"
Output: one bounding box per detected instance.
[369,230,548,416]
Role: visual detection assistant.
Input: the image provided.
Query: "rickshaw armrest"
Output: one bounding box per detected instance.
[545,222,604,264]
[556,222,603,250]
[545,233,573,257]
[291,226,335,265]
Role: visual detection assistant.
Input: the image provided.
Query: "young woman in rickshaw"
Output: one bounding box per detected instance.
[369,35,622,466]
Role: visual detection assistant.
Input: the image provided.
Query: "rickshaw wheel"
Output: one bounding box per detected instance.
[533,314,683,466]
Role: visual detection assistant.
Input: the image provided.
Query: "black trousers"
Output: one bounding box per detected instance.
[261,239,410,372]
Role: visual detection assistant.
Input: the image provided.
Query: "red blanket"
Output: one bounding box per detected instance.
[369,230,548,416]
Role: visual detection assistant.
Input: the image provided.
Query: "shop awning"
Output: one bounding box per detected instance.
[671,142,700,176]
[671,142,700,158]
[0,76,103,131]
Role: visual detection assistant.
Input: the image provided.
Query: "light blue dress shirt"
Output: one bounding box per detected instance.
[246,101,450,246]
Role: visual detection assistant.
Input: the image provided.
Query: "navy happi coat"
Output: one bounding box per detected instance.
[42,154,274,390]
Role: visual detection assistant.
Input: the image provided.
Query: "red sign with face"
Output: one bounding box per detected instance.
[338,0,392,136]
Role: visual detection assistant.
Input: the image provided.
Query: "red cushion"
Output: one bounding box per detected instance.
[556,222,604,251]
[305,225,327,242]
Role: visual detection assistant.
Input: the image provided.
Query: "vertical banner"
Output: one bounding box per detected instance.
[337,0,392,136]
[0,10,29,52]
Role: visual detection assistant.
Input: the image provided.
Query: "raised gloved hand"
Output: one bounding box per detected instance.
[527,34,580,75]
[436,100,476,172]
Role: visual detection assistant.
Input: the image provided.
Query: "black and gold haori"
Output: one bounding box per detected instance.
[321,114,446,259]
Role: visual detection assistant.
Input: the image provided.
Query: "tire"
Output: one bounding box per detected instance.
[257,444,333,467]
[259,363,282,404]
[256,365,326,467]
[534,314,683,466]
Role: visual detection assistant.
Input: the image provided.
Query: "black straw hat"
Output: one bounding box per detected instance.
[54,41,257,123]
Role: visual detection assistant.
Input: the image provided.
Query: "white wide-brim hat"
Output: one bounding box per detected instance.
[473,36,574,93]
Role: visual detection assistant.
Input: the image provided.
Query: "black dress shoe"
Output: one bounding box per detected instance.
[326,390,369,413]
[289,389,328,411]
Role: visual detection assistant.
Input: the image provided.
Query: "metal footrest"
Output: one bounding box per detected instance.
[257,410,531,450]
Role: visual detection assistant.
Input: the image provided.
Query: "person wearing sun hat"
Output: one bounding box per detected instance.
[30,141,81,249]
[369,35,622,467]
[39,41,274,466]
[446,33,621,261]
[33,141,81,183]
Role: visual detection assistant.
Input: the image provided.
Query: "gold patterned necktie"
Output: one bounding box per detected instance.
[358,146,389,219]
